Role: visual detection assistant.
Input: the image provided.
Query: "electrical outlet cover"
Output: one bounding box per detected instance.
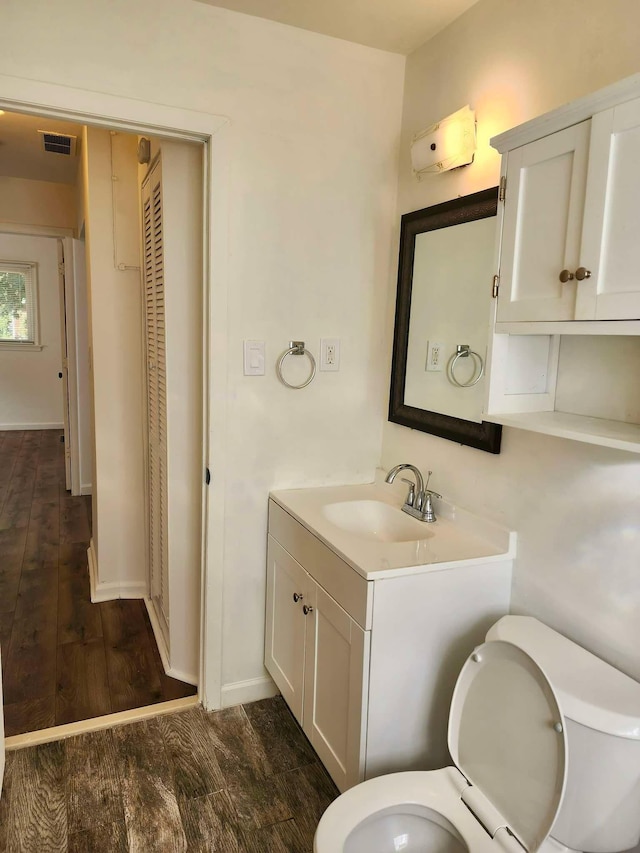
[426,341,445,372]
[320,338,340,371]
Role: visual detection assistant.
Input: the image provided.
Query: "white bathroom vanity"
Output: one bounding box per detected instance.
[265,478,516,792]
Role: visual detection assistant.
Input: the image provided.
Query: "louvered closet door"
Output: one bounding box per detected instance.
[142,157,170,642]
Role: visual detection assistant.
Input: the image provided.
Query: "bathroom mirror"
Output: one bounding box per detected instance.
[389,187,502,453]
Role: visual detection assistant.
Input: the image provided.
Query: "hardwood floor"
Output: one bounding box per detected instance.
[0,697,339,852]
[0,429,196,738]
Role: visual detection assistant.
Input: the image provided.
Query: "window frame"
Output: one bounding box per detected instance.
[0,260,42,351]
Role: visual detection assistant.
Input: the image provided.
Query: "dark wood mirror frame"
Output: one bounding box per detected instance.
[388,187,502,454]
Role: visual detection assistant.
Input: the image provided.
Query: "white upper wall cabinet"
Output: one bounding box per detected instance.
[495,81,640,327]
[487,75,640,452]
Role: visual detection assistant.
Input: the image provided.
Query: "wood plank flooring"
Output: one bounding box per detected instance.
[0,697,339,851]
[0,430,196,737]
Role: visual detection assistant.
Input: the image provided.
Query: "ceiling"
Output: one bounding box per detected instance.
[193,0,481,55]
[0,111,82,184]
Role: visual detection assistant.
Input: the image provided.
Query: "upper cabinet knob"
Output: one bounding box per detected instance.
[559,269,574,283]
[575,267,592,280]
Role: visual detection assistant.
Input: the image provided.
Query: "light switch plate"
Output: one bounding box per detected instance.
[243,340,265,375]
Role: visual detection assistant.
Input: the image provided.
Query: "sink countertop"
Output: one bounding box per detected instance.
[269,478,516,581]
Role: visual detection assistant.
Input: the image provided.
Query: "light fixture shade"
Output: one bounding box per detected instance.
[411,106,476,178]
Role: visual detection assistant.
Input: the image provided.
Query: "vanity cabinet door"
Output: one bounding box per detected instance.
[576,97,640,320]
[265,537,309,723]
[497,120,591,322]
[302,580,370,792]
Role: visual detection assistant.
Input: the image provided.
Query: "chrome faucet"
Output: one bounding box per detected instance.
[385,464,441,523]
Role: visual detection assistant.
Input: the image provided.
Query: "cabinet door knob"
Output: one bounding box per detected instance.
[575,266,592,280]
[292,592,303,603]
[559,269,574,283]
[303,604,314,615]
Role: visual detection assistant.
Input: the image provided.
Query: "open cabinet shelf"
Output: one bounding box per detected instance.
[486,411,640,454]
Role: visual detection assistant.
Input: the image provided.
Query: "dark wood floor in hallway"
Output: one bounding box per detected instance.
[0,698,339,852]
[0,429,195,737]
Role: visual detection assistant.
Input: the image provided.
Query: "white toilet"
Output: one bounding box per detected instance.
[314,616,640,853]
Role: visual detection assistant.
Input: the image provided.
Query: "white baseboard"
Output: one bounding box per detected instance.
[80,484,93,495]
[144,596,170,673]
[168,666,198,687]
[0,422,64,431]
[87,539,98,595]
[220,675,279,708]
[144,597,198,686]
[87,540,147,603]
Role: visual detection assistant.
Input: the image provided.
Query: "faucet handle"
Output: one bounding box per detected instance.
[400,477,416,506]
[426,489,441,500]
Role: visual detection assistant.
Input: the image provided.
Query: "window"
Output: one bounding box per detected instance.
[0,261,39,349]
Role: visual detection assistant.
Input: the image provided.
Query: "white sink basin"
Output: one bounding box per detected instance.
[270,479,515,579]
[322,499,434,543]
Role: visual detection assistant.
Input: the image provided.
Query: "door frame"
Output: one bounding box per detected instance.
[0,230,87,497]
[0,74,230,711]
[57,238,73,492]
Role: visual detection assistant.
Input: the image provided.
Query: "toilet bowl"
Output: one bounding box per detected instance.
[317,769,528,853]
[314,616,640,853]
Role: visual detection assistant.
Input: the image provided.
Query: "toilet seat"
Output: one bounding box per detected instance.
[314,641,567,853]
[314,768,524,853]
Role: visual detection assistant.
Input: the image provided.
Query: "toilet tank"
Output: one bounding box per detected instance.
[486,616,640,853]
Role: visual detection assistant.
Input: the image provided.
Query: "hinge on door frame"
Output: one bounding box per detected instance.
[499,176,507,202]
[58,262,65,275]
[492,274,500,298]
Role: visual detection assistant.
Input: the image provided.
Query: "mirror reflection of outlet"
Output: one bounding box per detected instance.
[426,341,445,372]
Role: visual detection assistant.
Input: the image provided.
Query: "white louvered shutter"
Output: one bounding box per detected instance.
[142,157,170,640]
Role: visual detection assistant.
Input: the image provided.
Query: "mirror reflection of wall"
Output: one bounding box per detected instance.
[389,187,501,453]
[404,216,496,423]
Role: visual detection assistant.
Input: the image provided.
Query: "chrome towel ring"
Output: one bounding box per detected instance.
[276,341,317,389]
[447,344,485,388]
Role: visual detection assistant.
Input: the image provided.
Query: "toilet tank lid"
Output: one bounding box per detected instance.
[486,617,640,740]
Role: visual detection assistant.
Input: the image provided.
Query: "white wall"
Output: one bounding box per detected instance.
[159,138,203,683]
[83,127,146,595]
[0,176,75,233]
[141,136,204,683]
[0,233,64,429]
[0,0,405,694]
[383,0,640,682]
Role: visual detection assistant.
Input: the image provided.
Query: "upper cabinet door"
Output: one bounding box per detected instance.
[577,97,640,320]
[497,121,591,322]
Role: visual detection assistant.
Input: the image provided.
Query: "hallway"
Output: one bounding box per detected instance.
[0,429,195,737]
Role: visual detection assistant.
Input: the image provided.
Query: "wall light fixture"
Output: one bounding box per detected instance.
[411,105,476,178]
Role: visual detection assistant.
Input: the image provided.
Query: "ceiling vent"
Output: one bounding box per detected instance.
[38,130,77,156]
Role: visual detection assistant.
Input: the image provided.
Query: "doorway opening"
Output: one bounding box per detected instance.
[0,85,225,734]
